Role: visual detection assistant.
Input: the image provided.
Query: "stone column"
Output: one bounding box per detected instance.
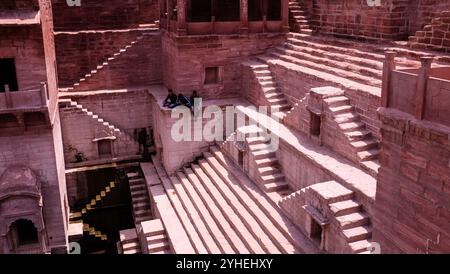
[281,0,289,32]
[415,56,434,119]
[381,51,396,108]
[177,0,187,35]
[240,0,249,33]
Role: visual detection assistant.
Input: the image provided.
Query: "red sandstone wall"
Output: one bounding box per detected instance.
[74,90,154,131]
[0,28,47,91]
[51,0,159,31]
[40,0,60,123]
[55,31,163,90]
[55,30,149,86]
[59,91,152,164]
[310,0,410,39]
[372,108,450,253]
[409,10,450,52]
[408,0,450,33]
[162,32,285,100]
[0,125,68,251]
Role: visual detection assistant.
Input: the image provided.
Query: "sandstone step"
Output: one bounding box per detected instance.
[146,234,167,246]
[148,241,170,253]
[170,174,221,254]
[342,226,372,242]
[339,121,366,132]
[246,136,270,145]
[249,143,274,151]
[334,112,360,123]
[261,173,285,183]
[328,200,361,217]
[336,212,370,229]
[201,155,296,254]
[119,228,139,245]
[324,96,350,107]
[142,219,165,237]
[252,149,276,160]
[177,171,234,254]
[351,139,378,152]
[360,160,380,177]
[349,239,371,253]
[344,129,372,141]
[264,181,289,192]
[271,49,382,87]
[285,38,384,72]
[286,33,386,62]
[255,157,278,167]
[280,45,383,80]
[329,105,354,115]
[258,55,380,96]
[131,189,147,198]
[258,166,281,176]
[208,147,319,253]
[357,149,380,161]
[307,181,354,204]
[187,165,252,254]
[194,162,279,254]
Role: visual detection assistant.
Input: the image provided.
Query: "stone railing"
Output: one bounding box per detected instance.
[0,82,48,112]
[381,51,450,127]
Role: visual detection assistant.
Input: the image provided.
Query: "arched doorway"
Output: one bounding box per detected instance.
[8,219,39,249]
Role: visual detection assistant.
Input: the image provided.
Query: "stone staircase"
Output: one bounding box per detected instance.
[118,228,141,254]
[305,181,373,254]
[140,219,172,254]
[323,95,380,176]
[83,223,108,241]
[280,180,373,254]
[59,99,138,147]
[262,32,421,96]
[149,147,319,254]
[126,169,153,225]
[289,0,313,34]
[245,61,292,120]
[71,180,119,217]
[236,125,290,193]
[59,31,155,93]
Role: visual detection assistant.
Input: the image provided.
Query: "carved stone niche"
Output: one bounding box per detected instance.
[0,165,47,254]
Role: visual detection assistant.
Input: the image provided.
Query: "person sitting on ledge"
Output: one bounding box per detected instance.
[190,90,201,118]
[163,89,179,108]
[178,93,192,108]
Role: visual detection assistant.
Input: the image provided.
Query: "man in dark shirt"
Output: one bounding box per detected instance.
[178,93,192,108]
[163,89,179,108]
[138,128,148,155]
[190,90,201,118]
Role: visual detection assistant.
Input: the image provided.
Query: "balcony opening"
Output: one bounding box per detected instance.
[214,0,240,22]
[0,0,15,10]
[266,0,281,21]
[249,0,263,21]
[238,150,244,168]
[204,66,220,85]
[98,140,112,158]
[24,112,46,127]
[188,0,212,22]
[11,219,39,246]
[310,218,323,245]
[310,111,321,137]
[0,58,19,92]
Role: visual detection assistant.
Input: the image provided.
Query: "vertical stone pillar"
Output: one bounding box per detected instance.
[281,0,289,32]
[381,51,396,108]
[240,0,249,33]
[177,0,187,35]
[415,56,434,119]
